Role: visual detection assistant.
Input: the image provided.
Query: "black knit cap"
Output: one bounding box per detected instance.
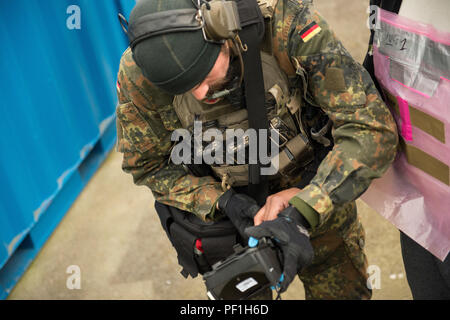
[129,0,222,95]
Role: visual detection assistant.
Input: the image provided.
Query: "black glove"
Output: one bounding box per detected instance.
[245,205,314,293]
[217,189,260,240]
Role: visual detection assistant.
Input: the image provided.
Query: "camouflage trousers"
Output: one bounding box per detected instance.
[299,200,371,300]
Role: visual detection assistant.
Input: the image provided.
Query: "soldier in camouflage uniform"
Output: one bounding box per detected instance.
[116,0,398,299]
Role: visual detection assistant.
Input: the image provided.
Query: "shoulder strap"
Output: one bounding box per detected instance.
[237,0,270,206]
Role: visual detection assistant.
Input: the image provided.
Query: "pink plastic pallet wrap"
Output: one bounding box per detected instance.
[361,8,450,261]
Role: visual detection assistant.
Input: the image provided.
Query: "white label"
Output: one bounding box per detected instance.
[235,277,258,292]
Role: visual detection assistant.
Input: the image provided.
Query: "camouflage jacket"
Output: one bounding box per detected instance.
[116,0,398,229]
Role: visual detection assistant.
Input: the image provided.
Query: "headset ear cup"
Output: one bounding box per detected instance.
[202,0,241,41]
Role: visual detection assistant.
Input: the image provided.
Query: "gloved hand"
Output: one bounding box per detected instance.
[217,189,260,240]
[245,205,314,293]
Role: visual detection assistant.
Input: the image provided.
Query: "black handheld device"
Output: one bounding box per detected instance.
[202,237,282,300]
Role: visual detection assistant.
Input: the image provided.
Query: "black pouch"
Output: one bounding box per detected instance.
[154,201,240,278]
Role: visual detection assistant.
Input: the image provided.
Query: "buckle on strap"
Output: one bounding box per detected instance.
[310,119,332,147]
[221,173,231,192]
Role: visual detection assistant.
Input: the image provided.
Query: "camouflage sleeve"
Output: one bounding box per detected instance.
[273,1,398,228]
[116,48,224,221]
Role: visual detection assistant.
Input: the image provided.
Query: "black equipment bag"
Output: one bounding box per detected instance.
[154,201,240,278]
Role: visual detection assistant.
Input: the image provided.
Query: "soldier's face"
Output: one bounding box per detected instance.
[191,43,230,101]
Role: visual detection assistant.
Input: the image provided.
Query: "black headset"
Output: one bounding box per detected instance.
[118,0,264,50]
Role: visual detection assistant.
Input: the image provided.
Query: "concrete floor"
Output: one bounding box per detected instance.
[8,0,413,300]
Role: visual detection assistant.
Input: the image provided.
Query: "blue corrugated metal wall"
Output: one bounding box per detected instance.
[0,0,136,299]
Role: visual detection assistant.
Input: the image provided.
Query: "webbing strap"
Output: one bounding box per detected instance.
[238,7,269,206]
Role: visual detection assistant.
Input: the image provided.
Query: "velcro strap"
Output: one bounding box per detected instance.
[400,138,449,186]
[236,0,263,27]
[383,88,446,143]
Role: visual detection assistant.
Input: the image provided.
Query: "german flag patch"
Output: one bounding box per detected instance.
[299,21,322,43]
